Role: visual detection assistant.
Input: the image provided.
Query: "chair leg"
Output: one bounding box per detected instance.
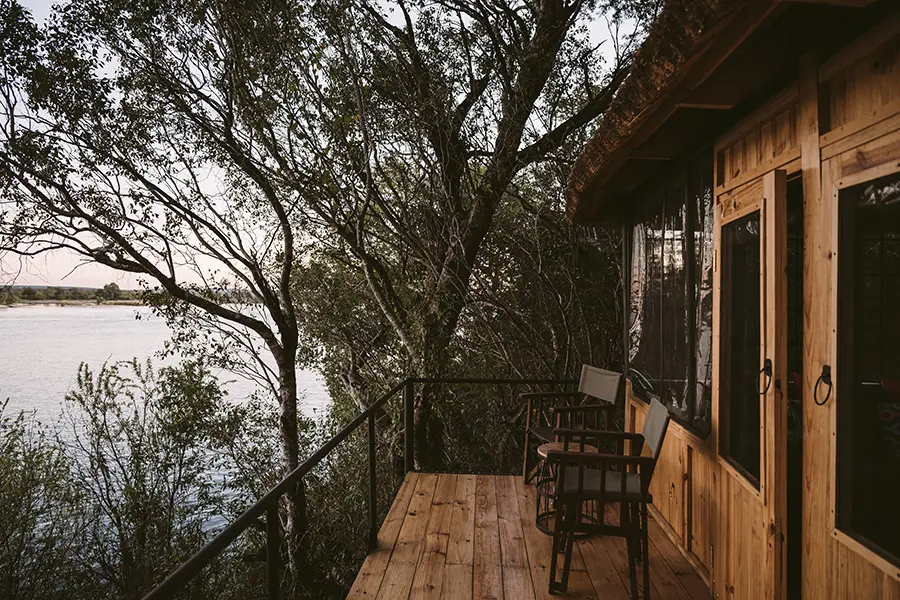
[641,502,651,600]
[561,499,578,592]
[549,498,566,594]
[522,430,531,482]
[632,502,643,563]
[624,504,639,600]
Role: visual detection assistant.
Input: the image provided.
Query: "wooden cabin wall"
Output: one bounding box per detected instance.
[629,15,900,599]
[822,32,900,135]
[710,14,900,600]
[715,85,800,194]
[625,382,713,583]
[801,14,900,600]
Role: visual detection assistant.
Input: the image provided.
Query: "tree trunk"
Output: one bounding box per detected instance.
[412,383,444,472]
[411,320,457,471]
[276,359,310,590]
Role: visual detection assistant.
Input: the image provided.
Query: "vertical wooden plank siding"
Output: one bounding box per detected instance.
[804,24,900,599]
[715,88,800,194]
[821,14,900,133]
[625,392,714,585]
[763,168,788,600]
[798,50,833,600]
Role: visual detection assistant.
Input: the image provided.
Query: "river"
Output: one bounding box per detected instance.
[0,304,329,424]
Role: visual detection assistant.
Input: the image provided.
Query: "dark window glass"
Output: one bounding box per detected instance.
[692,160,714,435]
[629,194,663,401]
[628,154,713,437]
[720,211,761,486]
[662,181,690,420]
[837,172,900,566]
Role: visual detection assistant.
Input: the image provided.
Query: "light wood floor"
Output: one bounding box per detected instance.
[347,473,711,599]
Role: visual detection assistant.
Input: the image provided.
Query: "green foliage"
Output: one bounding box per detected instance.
[0,403,88,600]
[62,360,225,598]
[0,362,268,600]
[18,286,40,300]
[0,285,140,303]
[100,281,120,300]
[295,167,622,475]
[0,358,410,599]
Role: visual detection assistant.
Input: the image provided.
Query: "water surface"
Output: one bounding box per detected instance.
[0,304,328,423]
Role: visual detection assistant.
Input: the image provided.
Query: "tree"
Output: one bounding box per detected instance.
[0,0,313,583]
[18,286,39,300]
[286,0,650,467]
[101,282,120,301]
[0,0,652,578]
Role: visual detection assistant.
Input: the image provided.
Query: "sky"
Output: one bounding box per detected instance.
[4,0,627,289]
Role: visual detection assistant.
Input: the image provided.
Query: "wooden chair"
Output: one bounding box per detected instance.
[547,398,670,599]
[521,365,620,483]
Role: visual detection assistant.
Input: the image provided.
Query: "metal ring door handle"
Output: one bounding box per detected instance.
[814,365,833,406]
[758,359,773,395]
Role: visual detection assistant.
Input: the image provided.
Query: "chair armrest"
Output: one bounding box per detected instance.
[553,428,643,440]
[550,403,615,414]
[546,450,654,467]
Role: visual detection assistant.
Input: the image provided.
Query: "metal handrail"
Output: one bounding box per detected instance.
[141,376,576,600]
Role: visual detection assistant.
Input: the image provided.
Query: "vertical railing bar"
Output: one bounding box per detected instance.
[404,380,415,473]
[266,503,280,600]
[368,412,377,550]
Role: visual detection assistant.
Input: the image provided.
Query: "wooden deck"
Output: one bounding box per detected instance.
[348,473,711,599]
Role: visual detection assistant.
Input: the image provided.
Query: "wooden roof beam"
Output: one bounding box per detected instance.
[783,0,876,7]
[674,102,736,110]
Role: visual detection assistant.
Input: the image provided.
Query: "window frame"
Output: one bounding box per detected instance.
[717,208,764,489]
[835,171,900,571]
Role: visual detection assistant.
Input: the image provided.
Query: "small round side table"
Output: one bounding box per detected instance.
[534,441,600,536]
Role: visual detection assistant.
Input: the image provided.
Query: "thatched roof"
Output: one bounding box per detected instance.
[566,0,746,221]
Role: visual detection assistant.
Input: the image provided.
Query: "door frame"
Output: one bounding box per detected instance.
[712,168,788,599]
[814,130,900,585]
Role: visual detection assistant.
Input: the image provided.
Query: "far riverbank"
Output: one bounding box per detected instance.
[2,299,143,308]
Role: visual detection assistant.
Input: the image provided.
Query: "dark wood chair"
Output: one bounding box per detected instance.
[521,365,620,483]
[547,398,670,599]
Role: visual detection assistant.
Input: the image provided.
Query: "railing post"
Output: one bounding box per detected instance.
[266,503,280,600]
[367,412,377,550]
[404,380,415,473]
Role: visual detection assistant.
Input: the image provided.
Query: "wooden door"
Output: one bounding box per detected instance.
[803,127,900,599]
[712,169,788,600]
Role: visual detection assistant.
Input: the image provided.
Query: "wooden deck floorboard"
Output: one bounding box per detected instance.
[348,474,712,600]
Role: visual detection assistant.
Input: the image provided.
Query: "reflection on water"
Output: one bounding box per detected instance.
[0,304,329,423]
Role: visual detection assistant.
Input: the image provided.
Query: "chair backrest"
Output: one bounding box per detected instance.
[578,365,622,403]
[641,398,671,460]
